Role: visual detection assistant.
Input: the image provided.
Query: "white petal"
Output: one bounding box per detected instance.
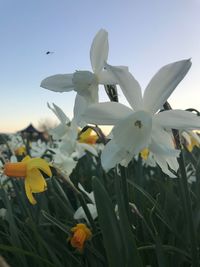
[101,139,127,171]
[98,66,129,84]
[89,84,99,104]
[87,204,98,219]
[153,155,177,178]
[41,74,74,92]
[143,59,191,114]
[150,122,179,156]
[47,103,70,124]
[10,155,17,162]
[150,141,180,157]
[166,156,179,173]
[90,29,108,74]
[49,124,68,139]
[73,95,88,127]
[112,110,152,155]
[105,63,142,111]
[82,102,133,125]
[98,70,117,84]
[181,131,191,145]
[78,143,98,157]
[60,137,75,155]
[53,154,77,175]
[78,183,95,203]
[74,204,98,221]
[155,110,200,130]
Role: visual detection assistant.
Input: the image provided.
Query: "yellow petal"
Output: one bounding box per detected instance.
[27,158,52,177]
[26,169,47,193]
[22,155,31,163]
[25,179,37,205]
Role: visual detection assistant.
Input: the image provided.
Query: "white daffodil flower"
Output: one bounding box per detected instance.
[41,29,117,125]
[48,103,98,157]
[30,140,48,158]
[74,183,97,222]
[83,59,200,176]
[8,134,24,155]
[53,152,77,176]
[48,103,98,175]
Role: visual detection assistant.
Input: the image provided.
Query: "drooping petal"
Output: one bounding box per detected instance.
[47,103,70,124]
[154,110,200,130]
[112,110,152,155]
[105,63,142,111]
[143,59,191,114]
[150,122,179,156]
[90,29,108,74]
[40,74,74,92]
[153,154,177,178]
[26,168,47,192]
[27,158,52,177]
[73,95,88,127]
[101,139,127,171]
[149,141,180,157]
[82,102,133,125]
[25,179,36,205]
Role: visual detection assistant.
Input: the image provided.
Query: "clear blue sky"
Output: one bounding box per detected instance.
[0,0,200,132]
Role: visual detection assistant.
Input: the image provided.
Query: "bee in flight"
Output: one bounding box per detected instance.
[46,51,54,55]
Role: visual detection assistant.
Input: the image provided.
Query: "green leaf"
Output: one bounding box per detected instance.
[92,177,125,267]
[115,174,143,267]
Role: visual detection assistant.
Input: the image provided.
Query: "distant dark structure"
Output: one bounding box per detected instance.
[18,123,47,141]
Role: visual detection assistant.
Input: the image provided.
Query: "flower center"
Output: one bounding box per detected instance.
[4,162,27,177]
[72,71,98,96]
[134,120,142,128]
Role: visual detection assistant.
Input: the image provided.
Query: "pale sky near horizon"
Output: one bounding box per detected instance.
[0,0,200,133]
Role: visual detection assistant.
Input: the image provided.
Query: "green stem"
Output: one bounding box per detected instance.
[163,102,199,266]
[54,168,97,232]
[119,166,130,218]
[178,151,199,266]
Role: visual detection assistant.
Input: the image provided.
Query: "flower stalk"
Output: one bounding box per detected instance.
[164,102,199,266]
[54,168,97,232]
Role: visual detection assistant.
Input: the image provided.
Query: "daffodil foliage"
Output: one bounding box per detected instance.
[1,28,200,267]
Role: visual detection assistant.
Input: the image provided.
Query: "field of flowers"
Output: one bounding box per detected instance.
[0,29,200,267]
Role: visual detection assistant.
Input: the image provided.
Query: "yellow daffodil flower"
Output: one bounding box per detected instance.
[69,223,92,252]
[79,128,98,145]
[15,145,27,156]
[4,156,52,205]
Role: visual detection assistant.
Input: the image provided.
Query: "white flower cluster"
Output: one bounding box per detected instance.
[41,29,200,177]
